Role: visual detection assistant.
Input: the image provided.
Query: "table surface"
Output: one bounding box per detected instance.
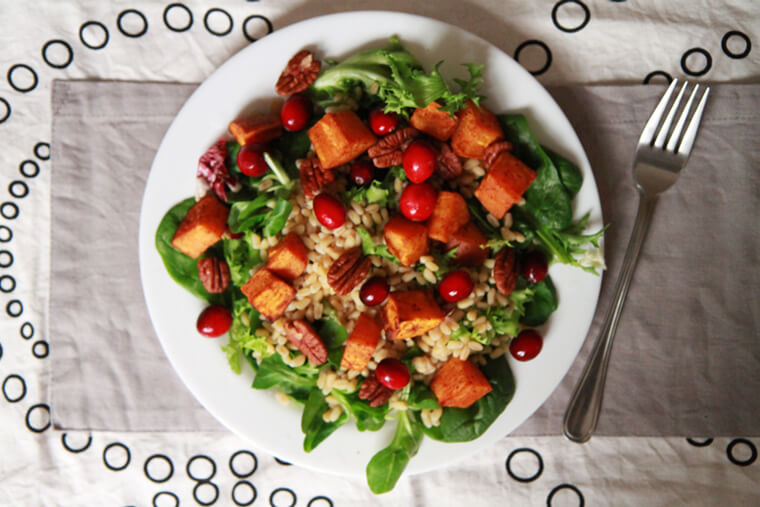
[1,1,758,505]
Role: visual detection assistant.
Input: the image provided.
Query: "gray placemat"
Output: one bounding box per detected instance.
[50,80,760,434]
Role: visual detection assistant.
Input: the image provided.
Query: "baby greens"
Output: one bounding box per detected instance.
[366,410,424,494]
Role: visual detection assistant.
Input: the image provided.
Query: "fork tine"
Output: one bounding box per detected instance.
[653,81,687,149]
[677,86,710,156]
[666,83,700,152]
[638,79,678,145]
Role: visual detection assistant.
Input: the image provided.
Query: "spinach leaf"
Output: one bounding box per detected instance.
[316,303,348,369]
[223,232,262,286]
[546,148,582,198]
[423,356,515,442]
[301,389,349,452]
[331,389,388,432]
[357,227,399,263]
[498,114,572,231]
[228,195,270,233]
[252,353,319,403]
[366,410,423,494]
[154,198,226,304]
[344,180,391,207]
[262,199,293,237]
[268,130,311,179]
[486,287,534,338]
[521,276,557,326]
[407,384,439,411]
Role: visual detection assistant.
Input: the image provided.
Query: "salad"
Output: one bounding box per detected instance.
[155,36,604,493]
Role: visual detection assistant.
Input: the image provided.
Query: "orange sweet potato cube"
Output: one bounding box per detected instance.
[474,151,537,219]
[383,215,429,267]
[170,195,229,259]
[228,114,282,146]
[266,232,308,282]
[409,101,458,141]
[446,222,489,267]
[450,101,504,159]
[340,314,382,371]
[427,191,470,243]
[240,268,296,321]
[430,357,493,408]
[307,111,377,169]
[382,289,445,341]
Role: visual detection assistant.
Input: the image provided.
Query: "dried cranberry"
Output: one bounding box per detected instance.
[376,358,410,390]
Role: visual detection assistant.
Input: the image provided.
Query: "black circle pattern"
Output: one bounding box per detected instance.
[187,454,217,481]
[551,0,591,33]
[269,488,297,507]
[103,442,131,471]
[6,299,23,317]
[506,447,545,482]
[61,432,93,453]
[153,491,179,507]
[727,439,757,467]
[721,31,751,59]
[163,3,194,33]
[144,454,174,483]
[514,40,553,76]
[0,226,11,242]
[0,97,10,124]
[1,202,19,220]
[20,160,40,178]
[25,403,51,433]
[42,40,74,69]
[9,181,29,199]
[32,340,49,359]
[204,8,233,37]
[242,15,274,43]
[0,250,13,267]
[194,481,220,506]
[2,374,27,402]
[643,70,673,84]
[0,275,14,293]
[233,481,257,506]
[230,450,258,478]
[79,21,109,50]
[274,457,292,466]
[547,483,585,506]
[681,47,712,77]
[20,321,34,339]
[307,496,334,507]
[117,9,149,38]
[686,437,714,447]
[34,142,50,161]
[7,64,38,93]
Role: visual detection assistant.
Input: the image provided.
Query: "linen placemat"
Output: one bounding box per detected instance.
[50,80,760,434]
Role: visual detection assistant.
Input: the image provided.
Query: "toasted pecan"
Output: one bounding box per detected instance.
[358,375,393,407]
[327,247,371,296]
[483,140,513,170]
[275,50,321,96]
[283,319,328,365]
[299,156,334,199]
[197,257,231,294]
[493,247,518,296]
[367,127,419,168]
[435,141,463,179]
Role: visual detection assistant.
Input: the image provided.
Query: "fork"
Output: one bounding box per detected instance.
[563,79,710,443]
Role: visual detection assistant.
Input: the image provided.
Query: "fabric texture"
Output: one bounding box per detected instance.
[49,80,760,436]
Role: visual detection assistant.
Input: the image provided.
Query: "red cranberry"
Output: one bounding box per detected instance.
[399,183,437,222]
[402,140,437,183]
[510,330,543,361]
[350,160,374,186]
[360,276,390,306]
[237,144,268,177]
[368,108,398,135]
[376,358,410,390]
[438,270,474,303]
[196,305,233,337]
[280,94,312,132]
[522,251,548,284]
[313,193,346,229]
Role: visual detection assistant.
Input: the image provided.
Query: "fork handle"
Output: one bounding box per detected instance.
[563,191,658,443]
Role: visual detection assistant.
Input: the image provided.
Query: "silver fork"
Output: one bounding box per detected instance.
[563,79,710,443]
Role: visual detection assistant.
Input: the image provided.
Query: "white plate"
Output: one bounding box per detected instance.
[139,11,603,478]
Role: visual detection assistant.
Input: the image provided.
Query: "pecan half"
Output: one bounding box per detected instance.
[327,247,371,296]
[299,156,334,199]
[435,141,463,179]
[483,140,513,170]
[283,319,328,365]
[276,50,321,96]
[367,127,419,168]
[358,375,393,407]
[197,257,231,294]
[493,247,518,296]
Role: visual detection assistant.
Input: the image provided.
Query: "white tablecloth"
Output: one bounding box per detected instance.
[1,1,758,505]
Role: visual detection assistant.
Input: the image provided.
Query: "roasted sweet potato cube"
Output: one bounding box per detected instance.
[409,101,458,141]
[340,314,382,371]
[171,195,229,259]
[266,232,308,282]
[446,222,489,267]
[228,114,282,146]
[427,191,470,243]
[240,268,296,321]
[474,151,537,219]
[307,111,377,169]
[430,357,493,408]
[383,215,429,267]
[382,289,445,341]
[451,101,504,159]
